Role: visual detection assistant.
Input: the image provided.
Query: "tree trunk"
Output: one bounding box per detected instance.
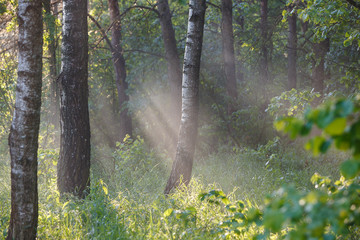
[259,0,269,83]
[221,0,237,114]
[312,38,330,95]
[157,0,182,152]
[43,0,59,126]
[164,0,206,195]
[108,0,132,142]
[7,1,43,239]
[287,10,297,90]
[58,0,90,198]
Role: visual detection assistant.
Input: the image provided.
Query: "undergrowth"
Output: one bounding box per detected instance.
[0,135,345,239]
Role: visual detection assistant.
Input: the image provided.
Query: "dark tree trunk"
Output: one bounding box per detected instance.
[108,0,132,141]
[43,0,59,125]
[312,38,330,95]
[7,0,43,239]
[164,0,206,195]
[157,0,182,152]
[221,0,238,114]
[287,10,297,90]
[259,0,269,83]
[58,0,90,198]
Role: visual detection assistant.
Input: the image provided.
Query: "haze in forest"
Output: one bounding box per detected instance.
[0,0,360,239]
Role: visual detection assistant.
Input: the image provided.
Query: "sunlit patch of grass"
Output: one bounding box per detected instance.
[193,138,344,204]
[0,136,346,239]
[0,154,10,240]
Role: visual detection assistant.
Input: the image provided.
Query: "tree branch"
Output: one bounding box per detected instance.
[105,4,160,36]
[88,14,114,52]
[206,1,221,10]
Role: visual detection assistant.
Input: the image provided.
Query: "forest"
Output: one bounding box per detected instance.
[0,0,360,239]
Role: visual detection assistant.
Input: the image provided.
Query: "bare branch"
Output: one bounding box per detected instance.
[88,14,114,52]
[206,1,221,9]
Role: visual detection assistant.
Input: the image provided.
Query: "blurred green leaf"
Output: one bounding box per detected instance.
[324,118,347,136]
[263,209,285,232]
[334,100,353,117]
[340,160,360,179]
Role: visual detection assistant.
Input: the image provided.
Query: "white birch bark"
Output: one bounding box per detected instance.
[164,0,206,194]
[7,0,43,239]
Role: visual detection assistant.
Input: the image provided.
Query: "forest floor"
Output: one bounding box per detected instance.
[0,137,345,239]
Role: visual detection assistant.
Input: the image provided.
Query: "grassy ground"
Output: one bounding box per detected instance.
[0,137,345,239]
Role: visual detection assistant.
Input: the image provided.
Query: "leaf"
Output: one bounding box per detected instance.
[199,192,207,201]
[185,206,197,214]
[310,173,322,185]
[221,197,230,205]
[334,133,351,150]
[316,109,334,129]
[324,118,347,136]
[102,185,108,195]
[351,121,360,139]
[320,139,332,153]
[288,119,304,139]
[263,209,285,232]
[164,208,173,217]
[305,136,326,156]
[335,100,353,117]
[175,0,187,6]
[0,2,6,15]
[274,119,286,132]
[300,121,312,136]
[340,160,360,179]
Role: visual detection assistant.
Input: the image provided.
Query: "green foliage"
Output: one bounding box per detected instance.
[267,89,321,118]
[0,130,347,239]
[0,1,6,15]
[199,97,360,239]
[287,0,360,90]
[275,97,359,161]
[0,53,16,142]
[0,154,10,239]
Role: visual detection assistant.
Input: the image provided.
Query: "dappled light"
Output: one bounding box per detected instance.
[0,0,360,239]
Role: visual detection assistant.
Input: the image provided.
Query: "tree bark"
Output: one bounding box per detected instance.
[108,0,132,141]
[312,38,329,95]
[259,0,269,83]
[164,0,206,195]
[7,0,43,239]
[58,0,90,198]
[221,0,237,114]
[157,0,182,152]
[287,10,297,90]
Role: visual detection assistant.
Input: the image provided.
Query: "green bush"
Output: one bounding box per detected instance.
[197,96,360,239]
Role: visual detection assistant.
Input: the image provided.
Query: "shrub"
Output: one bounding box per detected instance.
[198,96,360,239]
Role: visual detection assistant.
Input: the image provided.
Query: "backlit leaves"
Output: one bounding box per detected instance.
[275,97,360,166]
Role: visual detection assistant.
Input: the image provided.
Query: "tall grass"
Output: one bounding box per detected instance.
[0,136,345,239]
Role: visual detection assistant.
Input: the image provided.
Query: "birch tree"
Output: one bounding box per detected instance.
[7,0,43,238]
[164,0,206,195]
[57,0,91,198]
